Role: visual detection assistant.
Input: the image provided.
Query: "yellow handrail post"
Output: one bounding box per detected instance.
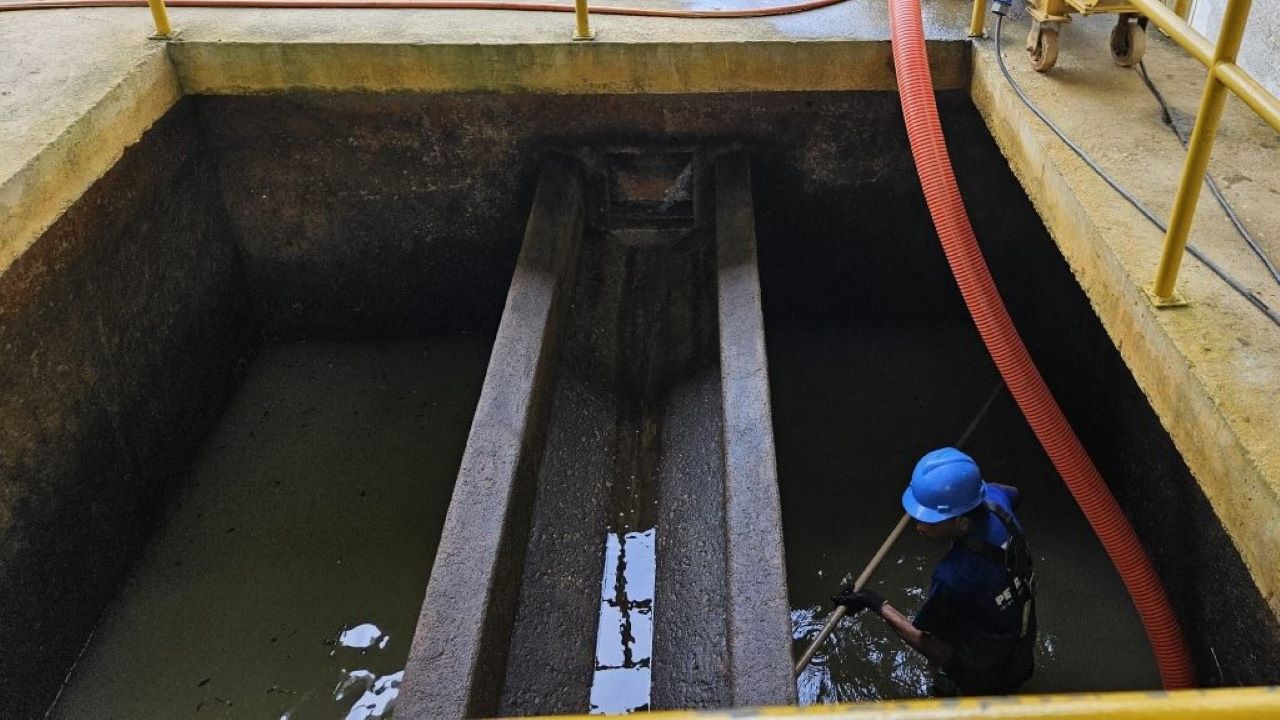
[1148,0,1252,304]
[572,0,595,40]
[969,0,988,37]
[146,0,173,38]
[1173,0,1190,19]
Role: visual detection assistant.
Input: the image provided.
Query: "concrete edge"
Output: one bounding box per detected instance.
[968,43,1280,617]
[167,39,970,94]
[715,151,797,705]
[397,156,586,719]
[0,44,180,277]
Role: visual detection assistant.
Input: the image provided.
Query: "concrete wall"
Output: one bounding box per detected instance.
[0,103,257,719]
[1187,0,1280,97]
[194,92,958,339]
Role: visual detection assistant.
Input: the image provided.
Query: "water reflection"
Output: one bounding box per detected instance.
[335,669,403,720]
[589,528,656,714]
[338,623,390,651]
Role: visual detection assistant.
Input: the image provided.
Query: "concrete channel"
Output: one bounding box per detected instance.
[398,151,793,717]
[2,88,1279,719]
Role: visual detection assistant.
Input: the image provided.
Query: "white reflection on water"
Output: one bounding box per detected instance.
[339,623,390,650]
[337,669,403,720]
[589,528,656,714]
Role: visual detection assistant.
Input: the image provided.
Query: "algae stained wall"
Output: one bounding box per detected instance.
[0,102,258,718]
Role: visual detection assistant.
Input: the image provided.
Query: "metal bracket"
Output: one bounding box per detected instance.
[1144,284,1189,308]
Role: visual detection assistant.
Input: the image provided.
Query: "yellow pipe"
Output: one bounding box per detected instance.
[1151,0,1252,301]
[969,0,987,37]
[146,0,172,37]
[1216,62,1280,131]
[505,687,1280,719]
[1174,0,1190,19]
[1128,0,1212,64]
[572,0,594,39]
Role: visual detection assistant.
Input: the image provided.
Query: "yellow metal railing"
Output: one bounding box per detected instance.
[573,0,595,40]
[1130,0,1280,302]
[971,0,1280,307]
[505,687,1280,719]
[146,0,173,37]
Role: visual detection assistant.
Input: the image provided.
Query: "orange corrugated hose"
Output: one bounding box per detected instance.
[0,0,846,17]
[887,0,1195,689]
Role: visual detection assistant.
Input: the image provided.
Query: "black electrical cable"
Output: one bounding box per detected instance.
[993,13,1280,327]
[1136,60,1280,288]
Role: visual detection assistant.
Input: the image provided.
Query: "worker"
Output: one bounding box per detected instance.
[834,447,1037,696]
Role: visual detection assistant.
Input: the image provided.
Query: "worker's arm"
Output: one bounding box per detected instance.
[835,589,956,666]
[877,601,955,665]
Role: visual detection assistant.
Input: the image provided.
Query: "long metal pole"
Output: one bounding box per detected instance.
[792,381,1004,678]
[1150,0,1252,300]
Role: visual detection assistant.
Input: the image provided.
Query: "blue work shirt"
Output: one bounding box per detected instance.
[912,483,1033,687]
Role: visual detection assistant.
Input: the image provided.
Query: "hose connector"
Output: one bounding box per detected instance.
[990,0,1011,16]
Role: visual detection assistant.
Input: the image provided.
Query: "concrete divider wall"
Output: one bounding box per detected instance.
[398,156,588,719]
[401,150,795,716]
[0,103,257,718]
[716,153,797,706]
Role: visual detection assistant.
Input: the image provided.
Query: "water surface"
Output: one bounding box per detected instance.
[50,338,490,719]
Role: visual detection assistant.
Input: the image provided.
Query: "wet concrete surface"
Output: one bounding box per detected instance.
[48,339,489,719]
[499,215,727,715]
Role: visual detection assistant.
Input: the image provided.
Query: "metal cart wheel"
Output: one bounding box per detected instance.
[1110,14,1147,67]
[1027,23,1061,73]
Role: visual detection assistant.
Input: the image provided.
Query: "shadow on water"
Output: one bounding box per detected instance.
[769,325,1161,703]
[48,338,491,720]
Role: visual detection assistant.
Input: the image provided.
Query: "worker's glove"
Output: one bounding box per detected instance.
[831,587,886,615]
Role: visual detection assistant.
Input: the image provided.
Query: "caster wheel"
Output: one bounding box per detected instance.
[1027,25,1060,72]
[1110,15,1147,66]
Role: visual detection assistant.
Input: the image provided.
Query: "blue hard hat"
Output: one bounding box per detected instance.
[902,447,986,523]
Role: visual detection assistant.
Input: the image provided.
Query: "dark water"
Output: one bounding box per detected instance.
[49,339,490,719]
[769,325,1162,702]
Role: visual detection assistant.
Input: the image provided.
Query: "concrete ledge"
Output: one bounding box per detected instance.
[169,39,968,94]
[397,156,585,719]
[0,42,180,276]
[715,152,796,706]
